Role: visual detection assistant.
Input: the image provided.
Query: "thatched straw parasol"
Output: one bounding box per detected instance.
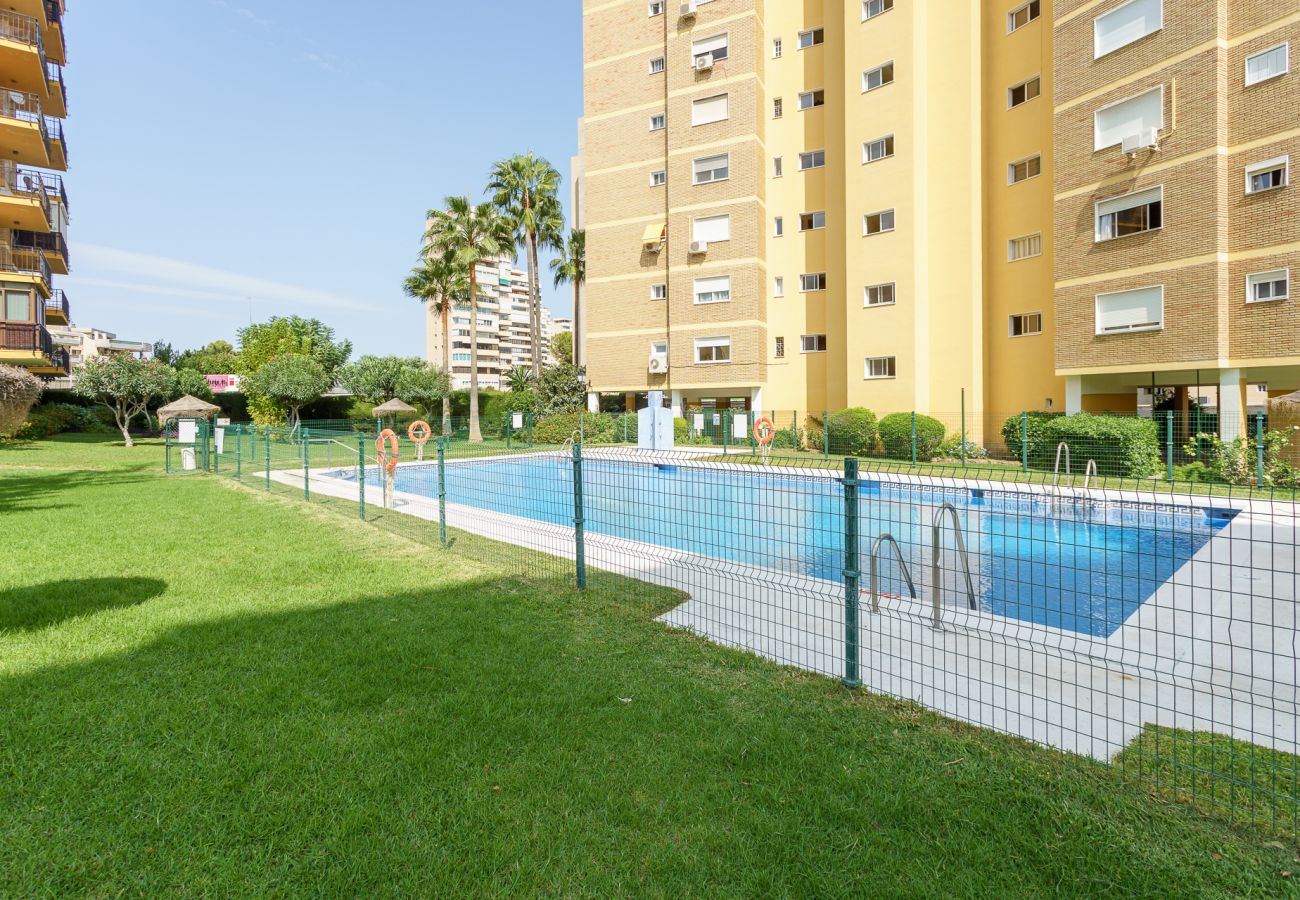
[1268,390,1300,466]
[372,398,417,417]
[157,394,221,422]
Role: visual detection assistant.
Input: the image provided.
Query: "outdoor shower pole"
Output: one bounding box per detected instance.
[265,425,271,490]
[303,427,310,501]
[842,457,861,689]
[572,443,587,589]
[357,431,366,520]
[1257,413,1266,487]
[437,436,447,548]
[235,424,242,480]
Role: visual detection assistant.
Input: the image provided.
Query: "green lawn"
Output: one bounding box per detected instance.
[1,434,1297,895]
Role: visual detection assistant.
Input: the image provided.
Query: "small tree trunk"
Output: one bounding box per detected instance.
[441,299,452,437]
[528,229,542,378]
[573,281,581,369]
[114,402,134,448]
[468,267,483,443]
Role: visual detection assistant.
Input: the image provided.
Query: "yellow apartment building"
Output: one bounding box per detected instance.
[576,0,1298,444]
[0,0,70,378]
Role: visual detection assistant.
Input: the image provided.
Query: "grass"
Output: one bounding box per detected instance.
[1,434,1298,895]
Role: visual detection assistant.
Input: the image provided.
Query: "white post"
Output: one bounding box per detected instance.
[670,390,684,419]
[751,386,764,418]
[1065,376,1083,415]
[1218,369,1244,440]
[587,391,600,414]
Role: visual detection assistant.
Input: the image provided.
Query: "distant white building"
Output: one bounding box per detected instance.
[45,325,153,389]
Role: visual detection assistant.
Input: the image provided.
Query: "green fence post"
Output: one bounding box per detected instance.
[1166,412,1174,483]
[303,427,310,501]
[526,412,533,447]
[265,425,271,490]
[910,411,917,467]
[250,422,255,460]
[1021,412,1029,474]
[214,422,221,474]
[842,457,861,689]
[793,410,798,449]
[622,410,628,445]
[823,411,830,460]
[961,388,967,468]
[572,443,586,590]
[437,436,447,547]
[357,431,366,520]
[165,422,171,475]
[722,409,730,456]
[505,413,511,450]
[1256,412,1266,487]
[235,424,242,480]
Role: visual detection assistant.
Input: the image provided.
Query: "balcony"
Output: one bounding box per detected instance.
[0,242,51,290]
[0,91,52,168]
[14,228,67,273]
[0,320,57,370]
[44,288,68,324]
[0,9,48,97]
[44,116,66,170]
[0,161,52,231]
[44,62,65,117]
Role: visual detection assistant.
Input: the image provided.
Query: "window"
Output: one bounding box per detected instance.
[863,0,894,20]
[1008,155,1042,184]
[1008,233,1043,260]
[1008,312,1043,336]
[800,211,826,231]
[649,56,666,74]
[1095,186,1162,240]
[691,214,731,243]
[650,169,666,187]
[1246,43,1289,86]
[649,0,664,15]
[452,353,471,363]
[693,153,730,184]
[864,356,897,379]
[1096,285,1164,333]
[1245,156,1288,194]
[798,28,824,49]
[863,62,895,92]
[865,282,896,307]
[775,337,785,358]
[1247,269,1290,303]
[692,34,729,64]
[773,156,784,177]
[649,113,666,131]
[691,94,729,126]
[773,97,783,118]
[1094,86,1163,150]
[863,134,895,163]
[1008,76,1041,107]
[799,150,826,170]
[695,336,732,364]
[3,289,28,320]
[773,38,783,58]
[694,275,732,304]
[1007,0,1040,32]
[774,216,784,236]
[651,341,667,356]
[774,276,784,297]
[800,335,828,353]
[800,273,827,292]
[650,283,667,301]
[1094,0,1162,58]
[798,89,825,110]
[863,209,896,235]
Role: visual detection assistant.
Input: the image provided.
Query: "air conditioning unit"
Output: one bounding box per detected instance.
[688,240,708,254]
[694,55,714,71]
[1122,127,1159,157]
[679,1,697,19]
[648,352,668,374]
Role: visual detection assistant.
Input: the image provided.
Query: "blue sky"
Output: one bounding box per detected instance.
[61,1,583,357]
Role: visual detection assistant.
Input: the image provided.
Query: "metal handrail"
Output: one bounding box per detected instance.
[1052,442,1071,486]
[1083,459,1098,491]
[0,243,51,283]
[932,503,978,618]
[0,9,45,59]
[868,533,917,614]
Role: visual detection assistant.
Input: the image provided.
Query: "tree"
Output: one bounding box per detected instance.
[177,340,241,376]
[404,254,468,436]
[535,363,588,416]
[152,340,176,365]
[168,368,216,403]
[394,364,452,420]
[237,317,351,379]
[338,355,424,406]
[72,356,174,447]
[550,228,584,369]
[0,364,43,438]
[505,365,535,393]
[425,196,514,443]
[242,355,330,435]
[550,331,573,366]
[488,153,564,379]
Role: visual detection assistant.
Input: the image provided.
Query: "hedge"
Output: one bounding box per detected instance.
[1000,411,1064,461]
[824,408,878,457]
[532,412,636,446]
[1031,414,1161,477]
[18,403,114,439]
[878,413,945,462]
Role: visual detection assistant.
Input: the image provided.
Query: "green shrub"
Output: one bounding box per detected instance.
[532,412,635,446]
[770,426,803,451]
[938,434,989,461]
[1031,414,1161,477]
[1001,411,1064,461]
[824,408,878,457]
[877,413,945,462]
[672,416,716,447]
[1183,427,1300,486]
[17,403,113,439]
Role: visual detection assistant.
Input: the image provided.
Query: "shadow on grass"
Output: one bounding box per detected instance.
[0,466,157,513]
[0,577,167,632]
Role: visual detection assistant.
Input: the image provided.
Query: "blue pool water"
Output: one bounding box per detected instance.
[346,457,1229,638]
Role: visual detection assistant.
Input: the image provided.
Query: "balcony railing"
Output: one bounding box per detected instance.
[45,62,65,108]
[14,228,68,265]
[45,288,68,319]
[0,243,51,284]
[25,168,66,210]
[0,91,45,129]
[0,160,52,223]
[0,9,46,61]
[45,0,61,28]
[0,321,52,356]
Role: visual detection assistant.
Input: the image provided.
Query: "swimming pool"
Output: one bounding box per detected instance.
[345,456,1230,638]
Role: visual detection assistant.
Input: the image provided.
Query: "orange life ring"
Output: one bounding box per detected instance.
[753,416,775,446]
[377,429,400,474]
[407,420,432,444]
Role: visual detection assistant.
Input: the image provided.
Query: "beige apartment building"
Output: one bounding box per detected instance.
[576,0,1298,441]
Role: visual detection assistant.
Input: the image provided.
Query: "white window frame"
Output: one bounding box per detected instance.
[800,211,826,231]
[773,276,784,297]
[798,150,826,171]
[1093,0,1163,59]
[800,334,828,353]
[864,282,896,307]
[799,273,827,292]
[1093,84,1164,151]
[863,0,894,21]
[863,208,896,236]
[864,356,897,380]
[862,61,895,93]
[773,216,784,236]
[650,283,667,301]
[772,38,783,58]
[1008,154,1042,184]
[693,275,732,305]
[649,56,666,75]
[692,153,730,185]
[1246,269,1290,304]
[863,134,895,164]
[1246,43,1289,87]
[691,33,730,66]
[773,97,783,118]
[1007,75,1041,108]
[798,28,824,49]
[648,0,664,16]
[691,214,731,243]
[774,336,785,358]
[649,169,666,187]
[691,94,730,127]
[649,113,666,131]
[1245,156,1289,194]
[1008,232,1043,261]
[1095,285,1164,334]
[651,340,668,356]
[1094,185,1163,242]
[1007,0,1040,33]
[1008,312,1043,337]
[798,89,826,110]
[694,336,732,365]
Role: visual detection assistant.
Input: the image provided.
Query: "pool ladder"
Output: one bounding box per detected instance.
[559,429,581,458]
[1052,442,1099,516]
[868,503,977,629]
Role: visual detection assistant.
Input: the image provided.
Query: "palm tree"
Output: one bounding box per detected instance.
[403,253,467,436]
[550,228,585,370]
[505,365,535,393]
[425,196,513,443]
[488,153,564,379]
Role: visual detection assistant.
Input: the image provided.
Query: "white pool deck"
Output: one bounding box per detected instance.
[281,448,1299,762]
